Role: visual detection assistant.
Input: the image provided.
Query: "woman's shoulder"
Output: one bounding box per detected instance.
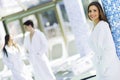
[4,46,12,52]
[24,32,30,39]
[5,45,9,50]
[98,20,111,32]
[99,20,109,26]
[35,29,44,36]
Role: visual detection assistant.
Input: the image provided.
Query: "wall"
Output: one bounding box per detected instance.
[63,0,91,57]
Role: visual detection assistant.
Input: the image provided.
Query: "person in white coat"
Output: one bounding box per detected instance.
[88,1,120,80]
[23,20,56,80]
[2,34,33,80]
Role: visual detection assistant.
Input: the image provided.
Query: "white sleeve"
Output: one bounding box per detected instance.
[23,33,29,54]
[2,54,13,69]
[97,22,115,52]
[38,32,48,55]
[97,22,116,74]
[97,23,107,49]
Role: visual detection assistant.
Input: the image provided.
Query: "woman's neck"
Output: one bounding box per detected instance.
[91,19,100,31]
[30,28,35,34]
[7,43,13,47]
[94,19,100,26]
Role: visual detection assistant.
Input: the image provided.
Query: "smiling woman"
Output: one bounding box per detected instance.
[88,1,120,80]
[88,5,100,26]
[88,1,107,26]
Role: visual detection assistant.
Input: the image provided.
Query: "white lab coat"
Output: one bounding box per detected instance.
[2,45,33,80]
[88,20,120,80]
[24,29,56,80]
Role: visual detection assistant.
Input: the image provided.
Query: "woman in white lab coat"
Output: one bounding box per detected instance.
[88,1,120,80]
[2,34,33,80]
[23,20,56,80]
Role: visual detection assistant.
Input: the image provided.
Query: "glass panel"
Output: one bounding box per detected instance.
[0,0,52,18]
[39,9,62,39]
[58,2,72,35]
[0,0,23,17]
[39,9,64,60]
[22,15,38,29]
[0,22,5,39]
[0,21,6,57]
[58,2,78,56]
[59,2,69,22]
[20,0,52,8]
[7,20,23,45]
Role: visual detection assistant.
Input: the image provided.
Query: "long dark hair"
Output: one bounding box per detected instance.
[3,34,10,57]
[88,1,107,22]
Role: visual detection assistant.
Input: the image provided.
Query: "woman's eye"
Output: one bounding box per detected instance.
[88,10,91,13]
[93,10,97,12]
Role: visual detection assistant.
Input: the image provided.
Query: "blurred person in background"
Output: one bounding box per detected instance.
[88,1,120,80]
[23,20,56,80]
[2,34,33,80]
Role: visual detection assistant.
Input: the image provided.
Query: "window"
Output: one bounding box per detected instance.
[7,20,23,45]
[39,9,62,39]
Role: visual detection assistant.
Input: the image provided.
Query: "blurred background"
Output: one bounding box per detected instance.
[0,0,117,80]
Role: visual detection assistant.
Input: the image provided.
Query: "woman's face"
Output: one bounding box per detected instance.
[24,25,32,32]
[88,5,100,22]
